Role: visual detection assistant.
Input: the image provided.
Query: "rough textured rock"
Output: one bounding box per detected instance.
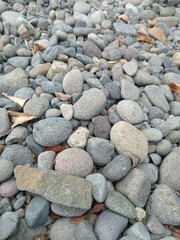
[14,166,92,210]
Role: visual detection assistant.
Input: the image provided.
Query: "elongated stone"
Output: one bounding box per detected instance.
[14,166,92,210]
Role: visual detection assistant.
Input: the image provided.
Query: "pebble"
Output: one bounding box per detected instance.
[13,196,26,210]
[94,209,128,240]
[146,215,165,235]
[122,59,138,76]
[150,118,170,137]
[33,117,72,147]
[75,220,97,240]
[114,22,137,36]
[137,163,158,184]
[25,134,45,156]
[55,148,94,177]
[86,173,107,203]
[0,197,12,215]
[0,108,10,135]
[83,40,102,59]
[5,126,28,145]
[29,63,51,78]
[103,154,132,182]
[0,144,35,166]
[141,128,163,142]
[116,168,151,208]
[156,139,172,156]
[134,70,160,86]
[51,203,87,217]
[41,81,63,94]
[62,69,83,95]
[105,191,137,219]
[146,184,180,225]
[73,1,90,14]
[14,87,35,99]
[89,116,111,139]
[8,56,30,69]
[159,148,180,191]
[60,103,73,120]
[25,196,49,228]
[67,126,89,148]
[105,82,121,100]
[124,222,151,240]
[117,100,144,124]
[0,212,19,240]
[37,151,55,170]
[14,165,92,210]
[24,97,49,118]
[110,121,148,163]
[0,160,14,183]
[0,176,18,197]
[86,137,114,166]
[73,88,106,120]
[121,79,140,101]
[170,101,180,116]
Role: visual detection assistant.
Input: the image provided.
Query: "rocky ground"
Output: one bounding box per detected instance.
[0,0,180,239]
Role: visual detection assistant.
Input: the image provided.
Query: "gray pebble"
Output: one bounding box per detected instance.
[3,43,17,58]
[89,116,111,139]
[121,80,140,101]
[0,160,14,183]
[51,203,87,217]
[25,196,49,228]
[137,163,158,184]
[13,197,26,210]
[25,134,45,156]
[24,97,49,118]
[114,22,137,36]
[38,151,55,170]
[0,108,10,135]
[86,137,114,166]
[41,81,63,94]
[122,59,138,76]
[8,56,30,69]
[75,220,97,240]
[150,118,170,137]
[82,40,102,59]
[102,45,122,61]
[0,198,12,215]
[169,101,180,116]
[73,1,90,14]
[149,153,162,165]
[108,112,121,125]
[134,70,160,86]
[148,106,165,120]
[45,109,61,118]
[124,222,150,240]
[94,209,128,240]
[33,117,72,147]
[166,116,180,130]
[141,128,163,142]
[5,126,28,145]
[105,82,121,100]
[103,154,131,182]
[146,215,165,235]
[166,130,180,144]
[14,87,35,99]
[156,139,172,156]
[0,212,19,239]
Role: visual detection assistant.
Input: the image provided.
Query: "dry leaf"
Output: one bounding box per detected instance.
[2,92,28,108]
[136,34,152,44]
[34,235,46,240]
[71,204,105,224]
[25,195,32,204]
[32,43,45,55]
[7,110,36,129]
[148,27,166,42]
[147,19,156,27]
[118,14,129,23]
[168,83,180,93]
[108,60,127,70]
[55,92,71,101]
[49,212,60,219]
[44,145,66,152]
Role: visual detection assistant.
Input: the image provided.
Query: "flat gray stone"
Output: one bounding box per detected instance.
[121,80,140,101]
[137,163,158,184]
[75,220,97,240]
[5,126,28,145]
[146,215,165,235]
[122,59,138,76]
[114,22,137,36]
[14,166,92,210]
[1,11,24,26]
[124,222,150,240]
[0,160,14,183]
[141,128,163,142]
[134,70,160,86]
[0,108,10,135]
[24,97,49,118]
[51,203,87,217]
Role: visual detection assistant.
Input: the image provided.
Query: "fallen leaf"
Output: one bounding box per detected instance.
[147,19,156,27]
[7,110,36,129]
[70,204,105,224]
[34,235,47,240]
[148,27,166,42]
[168,83,180,93]
[118,14,129,23]
[25,194,32,204]
[55,92,71,101]
[44,145,66,152]
[32,43,45,55]
[108,60,127,70]
[49,212,60,219]
[2,92,28,108]
[136,34,152,44]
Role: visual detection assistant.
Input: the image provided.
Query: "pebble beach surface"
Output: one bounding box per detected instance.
[0,0,180,239]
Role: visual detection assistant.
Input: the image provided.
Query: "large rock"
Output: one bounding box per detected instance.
[1,11,24,26]
[110,121,148,162]
[73,88,106,120]
[146,184,180,226]
[14,166,92,210]
[0,68,28,96]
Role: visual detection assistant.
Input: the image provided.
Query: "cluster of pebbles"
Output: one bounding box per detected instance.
[0,0,180,239]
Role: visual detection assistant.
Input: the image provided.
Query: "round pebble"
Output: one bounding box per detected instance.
[0,160,14,183]
[0,177,19,197]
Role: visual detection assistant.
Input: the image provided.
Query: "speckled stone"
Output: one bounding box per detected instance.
[24,97,49,118]
[0,177,19,197]
[0,160,14,183]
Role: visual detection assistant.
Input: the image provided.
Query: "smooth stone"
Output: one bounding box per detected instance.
[160,85,174,102]
[122,59,138,76]
[114,22,137,36]
[82,40,102,59]
[73,2,91,14]
[29,63,51,78]
[104,82,121,100]
[103,154,132,182]
[156,139,172,156]
[148,106,164,121]
[159,148,180,191]
[50,218,77,240]
[67,126,89,148]
[134,70,160,86]
[154,16,179,28]
[25,135,45,156]
[146,215,165,235]
[0,176,18,197]
[94,209,128,240]
[0,160,14,183]
[24,97,49,118]
[0,144,35,167]
[150,153,162,166]
[13,197,26,210]
[1,11,24,26]
[51,203,87,217]
[105,191,137,219]
[73,88,106,120]
[86,137,114,166]
[86,173,107,203]
[90,10,105,25]
[170,101,180,116]
[62,69,83,94]
[73,27,96,37]
[119,237,140,240]
[89,116,111,139]
[0,212,19,239]
[38,151,55,170]
[137,163,158,184]
[0,108,10,135]
[141,128,163,142]
[3,44,17,58]
[5,126,28,145]
[124,222,150,240]
[117,100,144,124]
[140,10,156,20]
[146,184,180,225]
[55,148,93,178]
[75,220,97,240]
[41,81,63,94]
[110,121,148,163]
[0,0,6,14]
[14,166,92,210]
[7,57,30,69]
[145,85,170,112]
[116,168,151,208]
[166,116,180,130]
[121,80,140,101]
[25,196,49,228]
[150,118,170,137]
[87,33,106,50]
[60,103,73,120]
[42,46,59,63]
[0,198,12,215]
[163,72,180,85]
[14,87,35,99]
[166,131,180,143]
[33,117,72,147]
[0,68,28,96]
[45,109,61,118]
[102,45,122,61]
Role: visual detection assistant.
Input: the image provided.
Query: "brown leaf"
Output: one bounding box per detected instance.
[25,195,32,204]
[147,19,156,27]
[34,235,46,240]
[44,145,66,152]
[108,60,127,70]
[168,83,180,93]
[118,14,129,23]
[70,204,105,224]
[136,34,152,44]
[148,27,166,42]
[32,43,45,55]
[55,92,71,101]
[2,92,28,108]
[49,212,60,219]
[7,110,36,129]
